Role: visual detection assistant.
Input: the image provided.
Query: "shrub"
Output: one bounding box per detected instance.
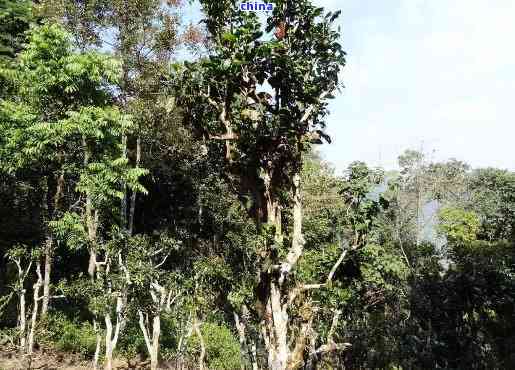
[187,322,243,370]
[39,312,98,357]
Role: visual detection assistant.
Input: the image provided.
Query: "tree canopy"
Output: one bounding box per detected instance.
[0,1,513,370]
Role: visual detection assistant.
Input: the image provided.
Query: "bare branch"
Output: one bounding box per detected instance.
[154,252,170,269]
[208,133,240,140]
[300,89,331,124]
[327,309,342,341]
[312,342,351,357]
[36,294,65,302]
[166,291,182,312]
[138,310,152,354]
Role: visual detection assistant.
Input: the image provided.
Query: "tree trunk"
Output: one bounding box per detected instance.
[235,310,259,370]
[40,175,52,317]
[139,310,161,370]
[269,281,289,370]
[193,318,205,370]
[18,281,26,351]
[121,134,128,231]
[93,319,101,370]
[28,262,43,355]
[41,236,52,316]
[87,207,98,277]
[128,136,141,235]
[83,136,98,278]
[14,257,32,353]
[104,294,125,370]
[234,312,247,370]
[104,314,114,370]
[263,171,306,370]
[150,315,160,370]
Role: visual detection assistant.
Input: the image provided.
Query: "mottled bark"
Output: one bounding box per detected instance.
[139,311,161,370]
[262,171,306,370]
[104,314,114,370]
[193,318,206,370]
[41,236,52,316]
[14,258,30,352]
[93,319,101,370]
[27,262,43,355]
[104,295,124,370]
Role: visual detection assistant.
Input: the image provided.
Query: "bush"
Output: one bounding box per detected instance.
[39,312,98,357]
[187,322,243,370]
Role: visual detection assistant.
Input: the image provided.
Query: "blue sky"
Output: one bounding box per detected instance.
[186,0,515,172]
[316,0,515,173]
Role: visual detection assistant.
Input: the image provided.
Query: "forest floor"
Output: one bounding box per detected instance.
[0,345,142,370]
[0,347,90,369]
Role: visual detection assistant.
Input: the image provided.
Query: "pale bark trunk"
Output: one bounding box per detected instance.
[19,290,26,351]
[269,282,289,370]
[139,310,161,370]
[14,257,32,353]
[151,315,160,370]
[104,314,114,370]
[193,319,205,370]
[40,176,50,316]
[104,295,124,370]
[41,236,52,316]
[264,172,305,370]
[87,207,98,277]
[93,319,101,370]
[280,172,305,283]
[234,312,246,370]
[28,262,43,355]
[18,272,26,351]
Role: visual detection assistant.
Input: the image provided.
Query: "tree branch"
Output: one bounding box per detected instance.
[299,89,331,124]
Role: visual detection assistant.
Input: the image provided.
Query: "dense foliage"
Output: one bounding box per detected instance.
[0,1,513,369]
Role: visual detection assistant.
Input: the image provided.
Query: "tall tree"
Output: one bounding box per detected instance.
[180,0,345,367]
[0,0,32,60]
[0,22,124,321]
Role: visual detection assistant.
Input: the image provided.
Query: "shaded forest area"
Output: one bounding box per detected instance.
[0,1,514,369]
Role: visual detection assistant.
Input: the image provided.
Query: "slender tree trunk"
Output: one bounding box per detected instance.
[41,236,52,316]
[42,172,65,316]
[139,310,161,370]
[193,318,206,370]
[14,257,32,353]
[104,314,114,370]
[87,208,98,277]
[234,312,247,370]
[40,176,51,316]
[93,319,101,370]
[121,134,128,231]
[83,136,99,278]
[28,262,43,355]
[18,276,27,351]
[104,295,124,370]
[128,136,141,235]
